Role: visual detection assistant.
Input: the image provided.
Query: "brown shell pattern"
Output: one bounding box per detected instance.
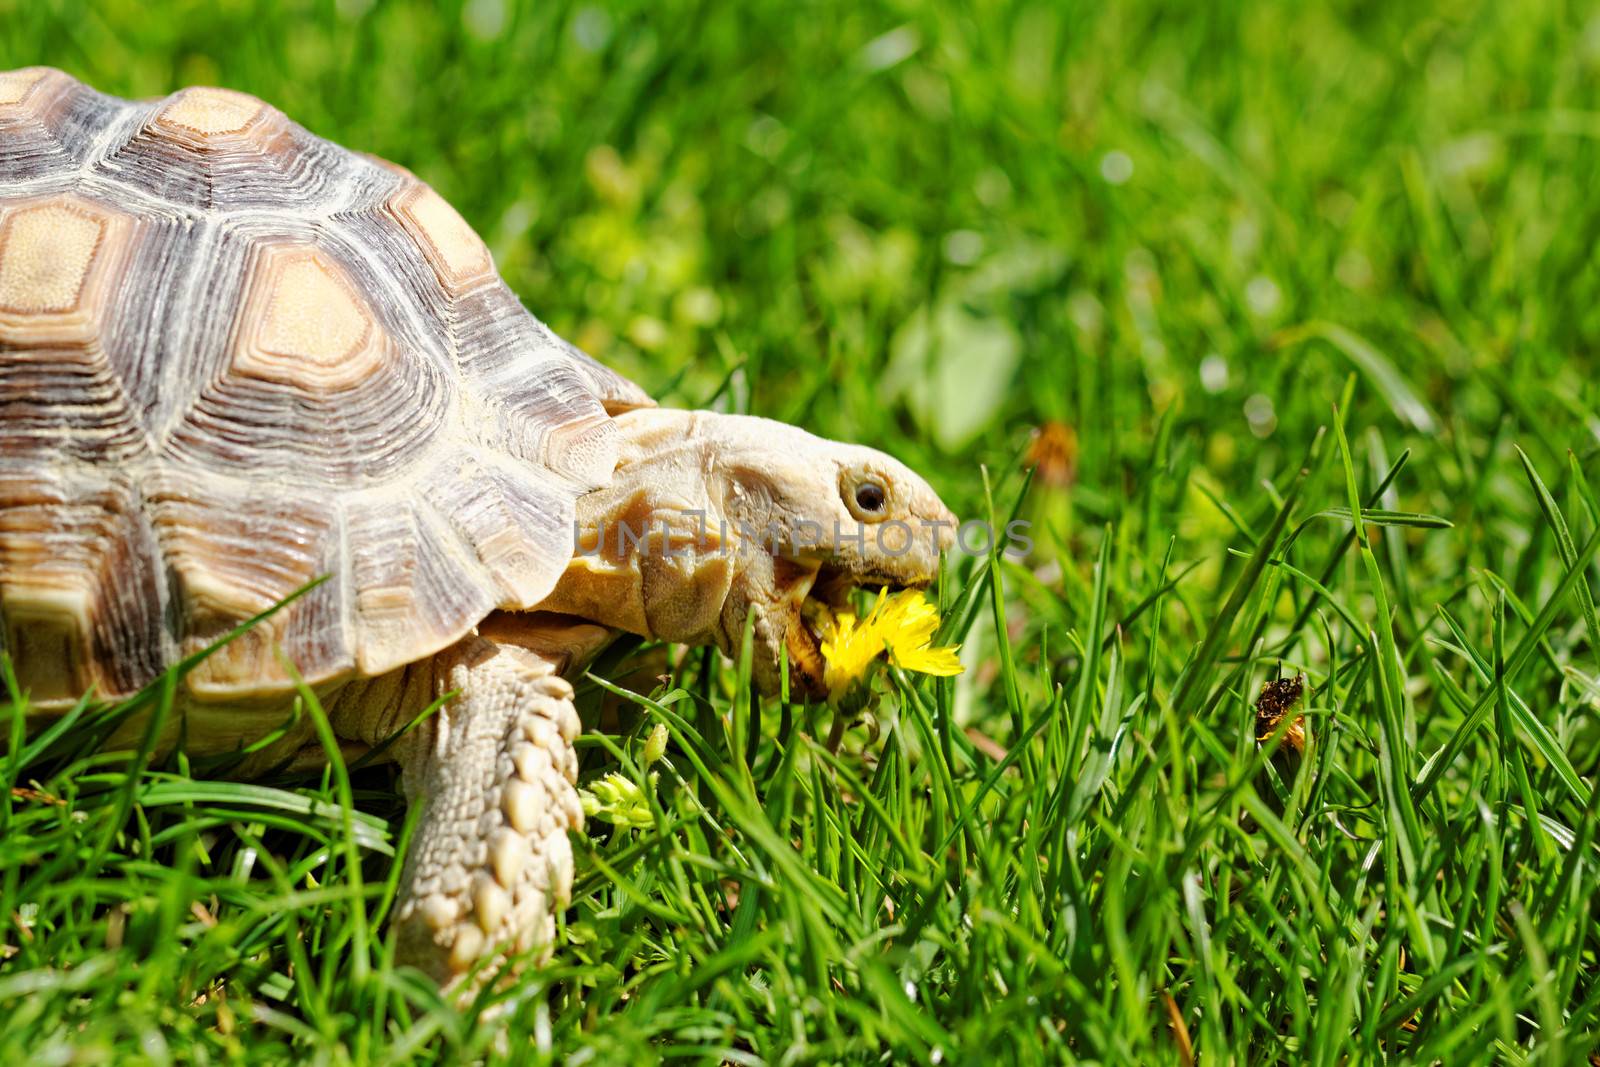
[0,68,652,703]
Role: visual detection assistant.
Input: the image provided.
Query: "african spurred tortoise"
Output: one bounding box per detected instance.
[0,67,955,982]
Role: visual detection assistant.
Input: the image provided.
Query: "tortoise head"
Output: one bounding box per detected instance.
[547,409,957,700]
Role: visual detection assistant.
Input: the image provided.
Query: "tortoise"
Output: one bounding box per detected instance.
[0,67,956,982]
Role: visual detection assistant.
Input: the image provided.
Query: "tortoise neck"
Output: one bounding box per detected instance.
[539,477,738,645]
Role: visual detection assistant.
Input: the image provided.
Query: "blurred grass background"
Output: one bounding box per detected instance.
[8,0,1600,1062]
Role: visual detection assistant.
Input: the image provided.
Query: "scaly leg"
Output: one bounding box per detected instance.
[390,634,583,984]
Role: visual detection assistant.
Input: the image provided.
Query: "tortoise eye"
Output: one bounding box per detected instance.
[854,481,886,513]
[841,469,892,521]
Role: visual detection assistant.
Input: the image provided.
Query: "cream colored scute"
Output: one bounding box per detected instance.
[0,201,105,314]
[0,67,50,107]
[393,183,494,289]
[156,86,265,137]
[1,558,98,705]
[259,254,368,360]
[0,479,168,704]
[0,194,135,352]
[231,243,387,392]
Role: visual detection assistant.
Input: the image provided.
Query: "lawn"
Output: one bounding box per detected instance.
[5,0,1600,1061]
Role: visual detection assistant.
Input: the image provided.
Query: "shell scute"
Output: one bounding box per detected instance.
[98,84,344,212]
[0,68,115,182]
[159,227,452,486]
[0,193,149,465]
[419,451,574,610]
[0,193,129,339]
[231,242,383,392]
[154,86,269,140]
[147,474,351,694]
[389,180,496,292]
[346,500,499,675]
[0,473,166,703]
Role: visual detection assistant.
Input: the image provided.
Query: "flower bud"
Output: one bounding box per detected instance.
[642,722,668,765]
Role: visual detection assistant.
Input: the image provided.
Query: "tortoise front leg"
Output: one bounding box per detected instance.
[390,634,584,984]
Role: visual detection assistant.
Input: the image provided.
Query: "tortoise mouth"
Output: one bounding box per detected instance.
[780,560,932,702]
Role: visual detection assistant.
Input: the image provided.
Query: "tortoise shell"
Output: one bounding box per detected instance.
[0,68,651,704]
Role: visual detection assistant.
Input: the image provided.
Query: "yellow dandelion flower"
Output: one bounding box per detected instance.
[891,639,964,677]
[819,609,879,701]
[818,589,963,703]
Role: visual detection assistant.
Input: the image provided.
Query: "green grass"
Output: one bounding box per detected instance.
[7,0,1600,1061]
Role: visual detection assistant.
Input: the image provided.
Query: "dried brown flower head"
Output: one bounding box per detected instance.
[1025,421,1078,488]
[1255,674,1307,756]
